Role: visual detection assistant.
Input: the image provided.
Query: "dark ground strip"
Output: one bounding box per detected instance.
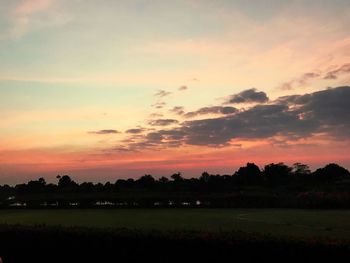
[0,225,349,263]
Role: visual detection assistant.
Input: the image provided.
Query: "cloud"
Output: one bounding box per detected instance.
[9,0,72,38]
[170,106,185,115]
[154,90,172,98]
[279,82,293,91]
[184,106,237,118]
[151,102,166,109]
[279,71,321,90]
[226,88,269,104]
[122,86,350,149]
[148,119,179,126]
[179,104,305,146]
[277,86,350,136]
[88,130,119,135]
[149,113,164,118]
[14,0,54,15]
[184,86,350,145]
[178,85,188,91]
[278,63,350,90]
[119,129,186,151]
[125,128,145,134]
[111,146,135,152]
[300,72,320,83]
[324,63,350,80]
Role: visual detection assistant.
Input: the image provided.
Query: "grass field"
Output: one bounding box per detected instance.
[1,209,350,241]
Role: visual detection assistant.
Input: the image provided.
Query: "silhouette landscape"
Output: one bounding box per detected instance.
[1,0,350,262]
[1,162,350,262]
[1,162,350,209]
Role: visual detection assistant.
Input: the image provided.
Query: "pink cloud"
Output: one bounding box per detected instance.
[14,0,54,15]
[9,0,71,39]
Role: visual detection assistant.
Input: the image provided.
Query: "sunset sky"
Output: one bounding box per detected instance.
[1,0,350,184]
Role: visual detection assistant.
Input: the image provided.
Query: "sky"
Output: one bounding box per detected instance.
[0,0,350,184]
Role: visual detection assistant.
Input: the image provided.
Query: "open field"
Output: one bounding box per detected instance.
[1,209,350,262]
[1,209,350,241]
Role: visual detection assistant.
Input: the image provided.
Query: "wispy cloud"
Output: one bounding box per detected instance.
[278,63,350,90]
[184,106,237,118]
[154,90,172,98]
[170,106,185,115]
[149,113,164,118]
[279,72,320,90]
[151,101,166,109]
[14,0,54,15]
[324,63,350,80]
[88,130,119,135]
[8,0,71,38]
[125,128,145,134]
[148,119,179,126]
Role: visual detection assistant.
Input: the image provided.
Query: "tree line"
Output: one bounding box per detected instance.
[0,162,349,208]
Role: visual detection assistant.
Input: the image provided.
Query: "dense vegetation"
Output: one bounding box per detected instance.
[1,162,350,208]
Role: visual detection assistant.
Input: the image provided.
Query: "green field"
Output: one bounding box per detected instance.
[1,209,350,241]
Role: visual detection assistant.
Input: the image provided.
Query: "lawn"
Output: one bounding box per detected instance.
[1,209,350,241]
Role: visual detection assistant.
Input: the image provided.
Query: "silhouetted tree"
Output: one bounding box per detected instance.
[234,163,262,184]
[313,163,350,181]
[137,175,156,188]
[263,163,292,184]
[292,163,311,177]
[200,172,210,183]
[115,178,135,189]
[57,175,77,191]
[171,172,184,182]
[104,182,113,192]
[158,177,169,183]
[94,183,104,192]
[79,182,94,192]
[26,178,47,193]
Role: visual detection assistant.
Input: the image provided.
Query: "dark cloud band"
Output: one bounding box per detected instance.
[119,86,350,150]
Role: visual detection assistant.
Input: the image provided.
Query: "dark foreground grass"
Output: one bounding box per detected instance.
[1,209,350,240]
[1,209,350,262]
[0,224,349,263]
